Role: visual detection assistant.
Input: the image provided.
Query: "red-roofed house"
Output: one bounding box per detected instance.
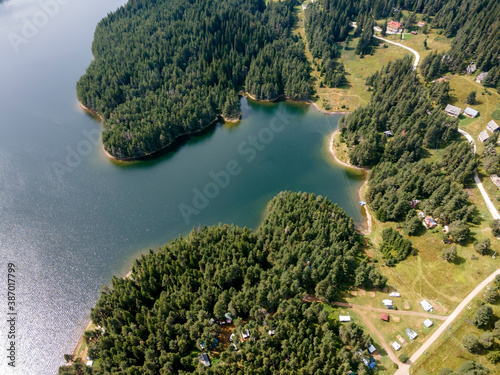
[387,21,402,34]
[381,313,389,322]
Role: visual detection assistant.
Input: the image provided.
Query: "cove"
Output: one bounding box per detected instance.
[0,1,364,374]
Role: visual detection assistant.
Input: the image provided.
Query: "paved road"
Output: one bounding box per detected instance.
[393,268,500,375]
[457,128,500,220]
[373,35,420,69]
[333,302,447,320]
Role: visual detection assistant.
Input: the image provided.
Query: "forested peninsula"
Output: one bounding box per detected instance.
[339,56,477,244]
[59,192,385,374]
[77,0,311,159]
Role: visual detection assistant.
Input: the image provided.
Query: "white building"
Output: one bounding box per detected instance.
[368,344,377,354]
[487,120,499,133]
[389,292,400,298]
[392,341,402,351]
[423,319,434,328]
[339,315,351,322]
[382,299,393,307]
[420,300,433,312]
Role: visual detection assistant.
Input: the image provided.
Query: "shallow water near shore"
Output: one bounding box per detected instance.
[0,1,364,374]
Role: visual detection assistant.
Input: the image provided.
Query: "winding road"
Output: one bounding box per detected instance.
[373,35,420,70]
[334,25,498,374]
[457,128,500,220]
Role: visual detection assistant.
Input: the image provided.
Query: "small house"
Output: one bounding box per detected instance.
[382,299,393,307]
[464,107,478,118]
[368,345,377,354]
[86,361,93,367]
[387,21,402,33]
[268,329,275,336]
[423,319,434,328]
[444,104,462,117]
[381,313,389,321]
[241,329,250,340]
[410,30,417,35]
[476,72,488,83]
[406,327,418,340]
[487,120,499,133]
[339,315,351,322]
[417,21,426,27]
[362,358,370,366]
[383,130,393,137]
[418,211,425,219]
[478,130,490,143]
[369,361,377,370]
[410,200,420,208]
[224,312,233,324]
[466,64,477,74]
[198,352,211,367]
[389,292,400,297]
[392,341,402,351]
[420,300,433,312]
[443,225,449,233]
[423,217,437,229]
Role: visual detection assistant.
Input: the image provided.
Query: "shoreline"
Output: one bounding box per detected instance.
[79,100,239,162]
[81,93,350,162]
[70,271,133,366]
[328,130,372,235]
[328,130,369,172]
[242,91,350,115]
[79,102,103,121]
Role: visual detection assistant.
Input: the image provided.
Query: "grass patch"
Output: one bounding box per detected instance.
[314,38,409,112]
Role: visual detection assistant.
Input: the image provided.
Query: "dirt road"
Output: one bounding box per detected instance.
[373,36,420,69]
[333,302,447,320]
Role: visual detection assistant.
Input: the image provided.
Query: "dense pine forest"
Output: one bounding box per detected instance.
[60,192,385,374]
[339,57,477,240]
[78,0,312,159]
[78,0,500,159]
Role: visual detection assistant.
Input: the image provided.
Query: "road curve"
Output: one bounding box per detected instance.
[374,35,420,69]
[457,128,500,220]
[394,268,500,375]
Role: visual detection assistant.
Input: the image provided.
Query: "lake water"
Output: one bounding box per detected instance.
[0,1,365,373]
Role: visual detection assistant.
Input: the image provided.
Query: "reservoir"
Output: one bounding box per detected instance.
[0,0,364,373]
